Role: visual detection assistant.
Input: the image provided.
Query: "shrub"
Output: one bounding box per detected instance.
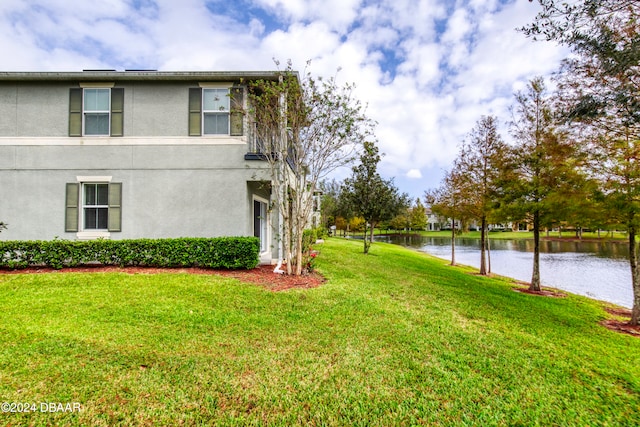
[313,226,327,239]
[301,229,321,273]
[302,228,317,250]
[0,237,260,270]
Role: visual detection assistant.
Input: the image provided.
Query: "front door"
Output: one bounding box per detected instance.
[253,198,268,254]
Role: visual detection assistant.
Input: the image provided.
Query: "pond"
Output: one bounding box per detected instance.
[376,234,633,309]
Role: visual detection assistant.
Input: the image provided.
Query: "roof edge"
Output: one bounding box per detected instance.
[0,70,297,82]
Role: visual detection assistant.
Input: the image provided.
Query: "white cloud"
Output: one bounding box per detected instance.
[441,7,471,45]
[406,169,423,179]
[254,0,361,32]
[0,0,568,198]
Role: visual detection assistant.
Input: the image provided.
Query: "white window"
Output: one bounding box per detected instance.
[65,179,122,238]
[70,86,123,137]
[83,88,111,135]
[188,85,243,137]
[203,88,230,135]
[82,183,109,230]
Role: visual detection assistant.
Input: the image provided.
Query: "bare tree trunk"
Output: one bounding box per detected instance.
[479,216,487,275]
[295,227,303,275]
[363,221,371,254]
[285,221,292,275]
[450,220,456,266]
[487,234,491,274]
[530,210,541,291]
[629,227,639,325]
[284,234,292,275]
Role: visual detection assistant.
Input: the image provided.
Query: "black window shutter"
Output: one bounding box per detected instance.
[189,88,202,136]
[69,89,82,137]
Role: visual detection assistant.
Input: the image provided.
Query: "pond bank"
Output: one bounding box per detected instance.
[372,233,634,308]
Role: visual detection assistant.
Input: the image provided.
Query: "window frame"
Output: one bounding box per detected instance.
[189,82,243,137]
[202,87,230,135]
[65,177,121,239]
[69,84,123,137]
[83,88,111,136]
[82,182,110,231]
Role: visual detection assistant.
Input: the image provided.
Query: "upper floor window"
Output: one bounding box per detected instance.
[203,88,230,135]
[84,89,111,135]
[189,86,244,137]
[69,86,124,137]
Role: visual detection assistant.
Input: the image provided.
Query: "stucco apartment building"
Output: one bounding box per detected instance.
[0,70,285,263]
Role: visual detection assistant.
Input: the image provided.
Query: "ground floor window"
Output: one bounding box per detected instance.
[83,183,109,229]
[65,179,122,236]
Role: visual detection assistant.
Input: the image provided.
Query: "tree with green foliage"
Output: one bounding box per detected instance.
[342,141,408,254]
[389,211,410,232]
[319,179,348,231]
[502,77,587,292]
[426,167,469,266]
[455,115,508,275]
[524,0,640,323]
[248,61,375,275]
[409,198,428,231]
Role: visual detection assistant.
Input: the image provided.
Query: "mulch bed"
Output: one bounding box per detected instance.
[601,307,640,337]
[512,281,639,338]
[513,287,567,299]
[0,264,326,292]
[511,280,567,299]
[513,281,567,298]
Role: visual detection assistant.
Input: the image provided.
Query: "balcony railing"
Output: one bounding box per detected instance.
[245,123,298,172]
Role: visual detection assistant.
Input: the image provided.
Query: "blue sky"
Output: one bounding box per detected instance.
[0,0,567,199]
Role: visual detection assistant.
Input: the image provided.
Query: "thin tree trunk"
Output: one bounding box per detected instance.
[295,224,303,275]
[530,210,541,291]
[450,220,456,266]
[281,200,292,275]
[285,231,292,275]
[487,233,491,274]
[629,227,639,325]
[363,222,371,254]
[479,216,487,275]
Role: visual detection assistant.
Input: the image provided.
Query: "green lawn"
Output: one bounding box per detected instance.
[0,238,638,426]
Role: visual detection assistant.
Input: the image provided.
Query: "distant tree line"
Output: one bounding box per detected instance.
[428,0,640,325]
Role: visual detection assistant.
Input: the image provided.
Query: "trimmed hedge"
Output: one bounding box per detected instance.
[0,237,260,270]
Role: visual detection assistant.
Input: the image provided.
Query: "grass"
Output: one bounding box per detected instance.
[0,238,638,426]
